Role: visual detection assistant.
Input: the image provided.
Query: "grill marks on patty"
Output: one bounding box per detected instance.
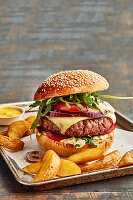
[39,117,113,137]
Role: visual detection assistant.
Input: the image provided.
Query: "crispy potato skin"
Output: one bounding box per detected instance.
[78,163,89,169]
[0,130,8,136]
[25,115,36,126]
[8,120,30,139]
[81,150,121,173]
[119,151,133,167]
[0,135,24,151]
[24,115,36,136]
[32,150,60,182]
[67,148,104,164]
[23,161,42,174]
[57,159,81,177]
[0,120,31,151]
[0,117,36,152]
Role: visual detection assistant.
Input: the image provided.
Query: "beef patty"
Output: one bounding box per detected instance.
[39,116,113,137]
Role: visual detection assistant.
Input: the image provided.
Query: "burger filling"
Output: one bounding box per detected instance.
[39,116,113,137]
[60,132,114,148]
[30,92,116,148]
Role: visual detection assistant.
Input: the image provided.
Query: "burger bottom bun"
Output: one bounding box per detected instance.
[36,131,114,157]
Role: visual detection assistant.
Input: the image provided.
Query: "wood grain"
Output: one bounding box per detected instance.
[0,0,133,199]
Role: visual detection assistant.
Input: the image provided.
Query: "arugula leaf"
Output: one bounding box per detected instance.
[75,102,84,110]
[42,104,52,117]
[70,94,73,99]
[31,101,45,130]
[46,98,55,105]
[88,139,96,148]
[29,101,42,111]
[75,144,81,148]
[75,138,79,142]
[82,135,97,148]
[83,96,93,107]
[96,95,133,99]
[65,102,71,108]
[58,96,71,108]
[78,93,102,110]
[74,94,80,102]
[82,137,88,142]
[87,134,92,138]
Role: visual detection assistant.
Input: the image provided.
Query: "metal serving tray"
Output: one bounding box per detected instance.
[0,101,133,190]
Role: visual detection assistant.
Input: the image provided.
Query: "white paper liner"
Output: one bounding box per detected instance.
[2,129,133,169]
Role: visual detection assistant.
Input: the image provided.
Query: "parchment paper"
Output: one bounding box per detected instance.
[2,128,133,169]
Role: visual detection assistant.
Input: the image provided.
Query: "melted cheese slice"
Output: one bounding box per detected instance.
[105,112,116,123]
[46,116,89,134]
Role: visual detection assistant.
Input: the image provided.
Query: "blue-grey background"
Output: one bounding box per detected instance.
[0,0,133,118]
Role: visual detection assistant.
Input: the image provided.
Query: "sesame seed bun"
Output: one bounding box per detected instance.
[34,70,109,101]
[36,131,114,157]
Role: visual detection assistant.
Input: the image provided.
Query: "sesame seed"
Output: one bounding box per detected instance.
[38,70,109,96]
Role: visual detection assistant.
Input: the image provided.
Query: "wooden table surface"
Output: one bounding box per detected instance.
[0,0,133,199]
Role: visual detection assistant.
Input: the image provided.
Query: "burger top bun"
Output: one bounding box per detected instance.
[34,70,109,101]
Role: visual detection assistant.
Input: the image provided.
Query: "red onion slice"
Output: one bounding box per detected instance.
[46,110,107,118]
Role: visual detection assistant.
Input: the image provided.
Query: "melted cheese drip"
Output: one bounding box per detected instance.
[105,112,116,123]
[97,101,116,123]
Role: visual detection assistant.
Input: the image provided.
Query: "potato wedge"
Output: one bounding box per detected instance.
[0,135,24,151]
[32,150,60,182]
[24,130,33,137]
[57,159,81,177]
[0,130,8,136]
[8,120,30,139]
[25,115,36,126]
[78,163,89,169]
[67,148,104,164]
[81,150,121,173]
[23,161,42,174]
[24,116,36,136]
[119,151,133,167]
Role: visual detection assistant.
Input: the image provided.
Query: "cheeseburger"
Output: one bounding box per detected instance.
[30,70,116,156]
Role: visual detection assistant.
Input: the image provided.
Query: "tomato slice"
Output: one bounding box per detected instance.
[36,127,68,141]
[46,131,68,141]
[102,123,116,135]
[53,102,89,112]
